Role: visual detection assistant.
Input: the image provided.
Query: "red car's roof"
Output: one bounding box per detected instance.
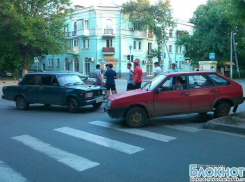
[164,71,218,76]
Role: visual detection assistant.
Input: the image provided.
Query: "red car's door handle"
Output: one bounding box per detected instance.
[180,92,189,96]
[210,90,219,93]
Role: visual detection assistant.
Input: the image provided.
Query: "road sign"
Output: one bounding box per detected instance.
[101,59,106,64]
[209,53,215,60]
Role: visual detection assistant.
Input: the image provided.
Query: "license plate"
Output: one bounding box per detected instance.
[96,98,104,103]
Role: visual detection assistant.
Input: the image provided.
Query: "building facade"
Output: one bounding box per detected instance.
[32,4,195,77]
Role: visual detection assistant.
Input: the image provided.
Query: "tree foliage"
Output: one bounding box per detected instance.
[122,0,174,61]
[0,0,72,75]
[176,0,245,67]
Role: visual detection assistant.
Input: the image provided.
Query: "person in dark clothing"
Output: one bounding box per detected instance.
[104,64,118,98]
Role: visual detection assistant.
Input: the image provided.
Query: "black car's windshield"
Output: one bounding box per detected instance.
[57,74,84,86]
[142,75,166,91]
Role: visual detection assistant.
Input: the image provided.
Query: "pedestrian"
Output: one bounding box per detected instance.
[104,64,117,98]
[171,63,178,72]
[126,63,134,91]
[94,64,103,86]
[101,70,104,86]
[153,62,162,77]
[132,61,142,89]
[210,66,215,72]
[196,67,199,71]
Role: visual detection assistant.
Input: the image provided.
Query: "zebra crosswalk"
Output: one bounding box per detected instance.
[1,120,203,181]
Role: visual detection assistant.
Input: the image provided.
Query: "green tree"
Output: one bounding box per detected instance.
[0,0,72,76]
[176,0,245,67]
[122,0,174,62]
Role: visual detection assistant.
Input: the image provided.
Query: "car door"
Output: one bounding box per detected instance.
[21,75,41,103]
[153,75,190,116]
[39,75,63,104]
[188,74,220,112]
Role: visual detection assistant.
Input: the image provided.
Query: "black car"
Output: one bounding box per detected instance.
[2,72,105,113]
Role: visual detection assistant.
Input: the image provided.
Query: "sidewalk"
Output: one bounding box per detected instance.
[204,112,245,135]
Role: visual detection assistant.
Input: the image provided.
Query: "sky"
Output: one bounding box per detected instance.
[71,0,208,21]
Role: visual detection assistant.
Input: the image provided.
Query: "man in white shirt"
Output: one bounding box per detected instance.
[153,62,162,77]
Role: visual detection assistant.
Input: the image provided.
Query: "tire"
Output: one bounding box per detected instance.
[67,98,79,113]
[44,104,51,107]
[16,96,29,110]
[92,102,102,108]
[199,112,207,115]
[125,107,148,128]
[214,102,231,118]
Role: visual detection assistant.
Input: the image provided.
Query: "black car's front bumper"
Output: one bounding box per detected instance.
[2,95,6,100]
[81,96,104,106]
[104,105,127,119]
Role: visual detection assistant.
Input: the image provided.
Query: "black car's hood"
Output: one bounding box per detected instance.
[65,84,103,91]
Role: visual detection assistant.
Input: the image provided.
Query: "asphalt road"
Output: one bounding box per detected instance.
[0,79,245,182]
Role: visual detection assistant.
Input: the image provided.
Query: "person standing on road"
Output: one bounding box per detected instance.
[95,64,103,86]
[104,64,117,98]
[126,63,134,91]
[171,63,179,72]
[133,61,142,89]
[153,62,162,77]
[210,66,215,72]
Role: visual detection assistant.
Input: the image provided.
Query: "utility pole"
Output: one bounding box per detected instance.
[230,31,233,79]
[232,30,240,78]
[163,37,172,69]
[162,33,165,71]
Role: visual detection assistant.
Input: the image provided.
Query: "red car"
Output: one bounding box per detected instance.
[105,71,245,128]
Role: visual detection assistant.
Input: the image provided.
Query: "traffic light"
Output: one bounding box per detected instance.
[131,55,134,62]
[127,55,130,60]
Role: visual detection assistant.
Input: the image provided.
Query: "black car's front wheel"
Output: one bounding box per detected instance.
[67,98,79,113]
[16,96,29,110]
[125,107,148,128]
[92,102,102,108]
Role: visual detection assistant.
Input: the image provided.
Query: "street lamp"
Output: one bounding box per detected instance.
[129,45,132,62]
[34,58,39,72]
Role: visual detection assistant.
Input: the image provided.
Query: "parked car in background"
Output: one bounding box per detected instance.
[105,71,245,128]
[2,72,105,113]
[0,70,13,78]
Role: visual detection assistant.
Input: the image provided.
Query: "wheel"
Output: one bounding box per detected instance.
[92,102,102,108]
[67,98,79,113]
[214,102,231,118]
[125,107,148,128]
[44,104,51,107]
[16,96,29,110]
[199,112,207,115]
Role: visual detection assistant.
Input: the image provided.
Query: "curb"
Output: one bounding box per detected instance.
[203,118,245,135]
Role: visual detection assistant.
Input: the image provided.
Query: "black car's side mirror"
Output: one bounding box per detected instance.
[155,88,163,94]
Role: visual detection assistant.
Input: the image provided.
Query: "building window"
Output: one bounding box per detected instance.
[133,23,142,31]
[148,42,152,54]
[176,46,182,54]
[81,19,84,29]
[83,39,89,48]
[57,59,60,68]
[169,29,173,38]
[74,22,77,31]
[48,59,53,67]
[133,41,136,49]
[74,58,79,72]
[65,58,70,70]
[84,20,89,29]
[73,39,79,47]
[169,45,172,53]
[106,39,112,47]
[139,42,141,50]
[176,31,183,38]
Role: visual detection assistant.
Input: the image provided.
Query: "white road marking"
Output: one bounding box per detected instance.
[89,121,176,142]
[0,160,28,182]
[162,125,201,133]
[54,127,144,154]
[12,135,99,172]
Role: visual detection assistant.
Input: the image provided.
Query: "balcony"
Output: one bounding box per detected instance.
[103,29,114,37]
[68,47,79,55]
[77,29,89,37]
[102,47,115,55]
[133,30,147,39]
